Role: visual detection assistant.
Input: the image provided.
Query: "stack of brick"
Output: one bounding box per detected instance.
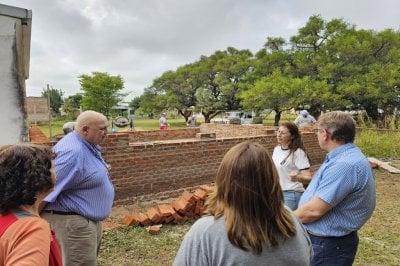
[123,185,213,227]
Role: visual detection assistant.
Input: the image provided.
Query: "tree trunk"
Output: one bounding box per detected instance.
[274,110,281,126]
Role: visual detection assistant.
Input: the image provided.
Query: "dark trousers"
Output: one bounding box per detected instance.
[309,231,359,266]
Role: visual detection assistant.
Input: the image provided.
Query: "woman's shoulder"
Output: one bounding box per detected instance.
[190,216,225,235]
[294,148,307,156]
[9,216,51,234]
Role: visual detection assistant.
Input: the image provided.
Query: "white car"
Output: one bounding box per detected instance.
[211,111,253,124]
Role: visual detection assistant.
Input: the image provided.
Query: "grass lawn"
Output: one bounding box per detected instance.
[34,113,297,137]
[97,168,399,265]
[34,118,399,265]
[35,118,189,137]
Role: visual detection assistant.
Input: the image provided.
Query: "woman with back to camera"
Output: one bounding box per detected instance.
[173,141,312,266]
[272,122,312,211]
[0,144,62,266]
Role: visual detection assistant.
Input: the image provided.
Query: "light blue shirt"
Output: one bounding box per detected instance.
[44,132,115,221]
[299,143,376,236]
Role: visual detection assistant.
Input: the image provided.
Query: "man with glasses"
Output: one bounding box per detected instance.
[41,110,115,266]
[295,111,376,266]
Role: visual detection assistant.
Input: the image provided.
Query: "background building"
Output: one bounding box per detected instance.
[0,3,32,144]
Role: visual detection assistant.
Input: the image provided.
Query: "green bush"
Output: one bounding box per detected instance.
[252,116,263,124]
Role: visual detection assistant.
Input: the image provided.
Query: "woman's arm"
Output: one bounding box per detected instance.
[289,169,312,184]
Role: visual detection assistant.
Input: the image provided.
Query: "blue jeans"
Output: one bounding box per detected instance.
[309,231,359,266]
[283,190,303,210]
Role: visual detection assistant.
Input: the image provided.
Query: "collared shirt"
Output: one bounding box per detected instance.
[44,132,115,221]
[272,146,310,191]
[298,143,376,236]
[159,116,167,126]
[294,115,316,128]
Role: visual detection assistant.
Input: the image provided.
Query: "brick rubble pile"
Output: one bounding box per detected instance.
[123,185,213,231]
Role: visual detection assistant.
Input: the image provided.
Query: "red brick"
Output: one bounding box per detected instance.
[147,226,161,235]
[123,214,139,226]
[194,199,204,214]
[147,207,162,223]
[185,212,196,219]
[158,204,176,217]
[164,215,175,224]
[182,191,196,204]
[136,213,151,226]
[194,189,208,200]
[172,197,193,214]
[172,212,184,223]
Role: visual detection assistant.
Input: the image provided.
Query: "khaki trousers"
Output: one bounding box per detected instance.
[42,213,102,266]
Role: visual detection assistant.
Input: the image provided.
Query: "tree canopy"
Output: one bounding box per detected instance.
[41,86,63,115]
[137,15,400,125]
[79,72,126,116]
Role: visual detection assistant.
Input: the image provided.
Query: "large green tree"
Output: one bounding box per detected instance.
[137,15,400,126]
[241,70,334,125]
[196,48,253,122]
[289,15,352,117]
[328,29,400,119]
[129,95,142,112]
[139,85,168,118]
[79,72,126,116]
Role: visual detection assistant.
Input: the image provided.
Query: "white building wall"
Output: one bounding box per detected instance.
[0,4,31,144]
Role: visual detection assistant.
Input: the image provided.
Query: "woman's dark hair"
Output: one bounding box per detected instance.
[0,144,55,213]
[204,142,296,254]
[279,122,307,158]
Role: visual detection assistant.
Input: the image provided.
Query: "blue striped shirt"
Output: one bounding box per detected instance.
[44,132,115,221]
[298,143,376,236]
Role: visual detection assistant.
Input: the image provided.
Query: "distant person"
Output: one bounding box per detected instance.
[62,121,76,134]
[0,144,62,266]
[272,122,312,210]
[174,142,312,266]
[295,111,376,266]
[294,110,316,128]
[159,112,169,130]
[186,115,196,127]
[41,110,115,266]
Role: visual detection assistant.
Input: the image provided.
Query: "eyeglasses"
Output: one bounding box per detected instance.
[275,131,290,136]
[313,128,324,135]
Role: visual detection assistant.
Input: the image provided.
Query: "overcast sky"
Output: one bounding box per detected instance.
[3,0,400,101]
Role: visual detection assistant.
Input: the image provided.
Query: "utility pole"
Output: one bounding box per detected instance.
[47,84,52,138]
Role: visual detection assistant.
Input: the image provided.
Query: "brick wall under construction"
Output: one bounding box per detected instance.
[100,123,326,205]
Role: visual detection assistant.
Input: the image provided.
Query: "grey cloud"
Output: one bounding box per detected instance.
[2,0,400,99]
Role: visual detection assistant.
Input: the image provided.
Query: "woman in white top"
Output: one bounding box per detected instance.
[272,122,312,210]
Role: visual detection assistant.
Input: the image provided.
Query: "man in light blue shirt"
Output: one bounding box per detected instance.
[295,111,376,266]
[41,110,114,266]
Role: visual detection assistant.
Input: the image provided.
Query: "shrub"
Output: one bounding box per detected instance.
[252,116,263,124]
